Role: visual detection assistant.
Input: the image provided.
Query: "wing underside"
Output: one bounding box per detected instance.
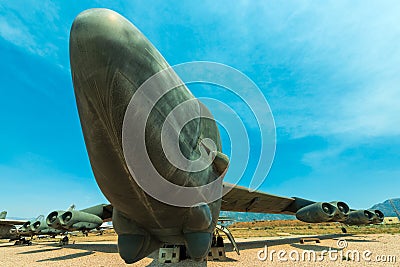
[221,183,299,214]
[0,219,27,225]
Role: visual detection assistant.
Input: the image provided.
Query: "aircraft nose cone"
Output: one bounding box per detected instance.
[71,9,121,69]
[69,8,159,103]
[70,8,147,69]
[71,8,125,42]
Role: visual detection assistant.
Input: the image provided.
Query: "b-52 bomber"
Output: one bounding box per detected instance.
[69,9,384,263]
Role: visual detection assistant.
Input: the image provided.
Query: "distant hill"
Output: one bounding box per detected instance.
[219,211,295,223]
[371,198,400,217]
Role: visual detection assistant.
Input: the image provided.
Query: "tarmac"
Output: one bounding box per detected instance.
[0,233,398,266]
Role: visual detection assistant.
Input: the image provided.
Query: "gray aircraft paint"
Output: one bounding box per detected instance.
[70,8,228,262]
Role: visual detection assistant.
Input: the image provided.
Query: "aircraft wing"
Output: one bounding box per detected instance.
[0,219,27,225]
[221,183,313,214]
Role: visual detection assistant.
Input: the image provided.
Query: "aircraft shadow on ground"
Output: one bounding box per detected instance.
[62,243,118,253]
[36,251,94,262]
[41,242,118,254]
[224,234,353,252]
[217,257,237,262]
[18,247,62,254]
[0,243,21,248]
[290,243,345,252]
[31,234,359,264]
[337,238,378,243]
[146,261,206,267]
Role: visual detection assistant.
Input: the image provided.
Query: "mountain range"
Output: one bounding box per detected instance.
[370,198,400,217]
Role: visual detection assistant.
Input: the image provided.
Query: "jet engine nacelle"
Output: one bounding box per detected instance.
[30,220,43,232]
[345,210,375,225]
[59,210,103,230]
[31,219,63,235]
[46,210,64,229]
[39,228,62,235]
[295,202,337,223]
[18,221,34,235]
[329,201,350,222]
[369,209,384,224]
[71,222,102,230]
[9,226,18,235]
[46,204,111,230]
[21,221,31,230]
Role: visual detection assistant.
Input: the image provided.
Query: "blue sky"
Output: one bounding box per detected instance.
[1,1,399,217]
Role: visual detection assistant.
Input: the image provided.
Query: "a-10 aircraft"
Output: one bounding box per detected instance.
[0,211,26,241]
[45,204,112,235]
[0,204,113,244]
[68,8,385,264]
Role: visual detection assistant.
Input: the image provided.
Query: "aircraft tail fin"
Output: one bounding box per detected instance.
[0,211,7,219]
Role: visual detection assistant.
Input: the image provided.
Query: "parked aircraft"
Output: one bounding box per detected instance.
[69,8,383,263]
[0,211,6,219]
[0,210,28,243]
[27,215,63,237]
[46,204,112,236]
[0,204,113,245]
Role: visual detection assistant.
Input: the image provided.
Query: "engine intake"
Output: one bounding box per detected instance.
[46,211,61,228]
[330,201,350,222]
[30,220,42,232]
[296,202,336,223]
[369,209,384,224]
[19,221,32,234]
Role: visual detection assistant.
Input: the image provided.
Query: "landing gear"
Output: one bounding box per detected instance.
[215,235,224,247]
[158,245,184,263]
[336,222,348,234]
[208,232,226,261]
[14,237,32,246]
[58,235,69,246]
[215,224,239,255]
[156,225,239,263]
[207,225,240,261]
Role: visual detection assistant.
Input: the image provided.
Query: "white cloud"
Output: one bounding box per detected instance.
[261,2,400,141]
[0,1,62,58]
[0,16,37,52]
[338,84,400,137]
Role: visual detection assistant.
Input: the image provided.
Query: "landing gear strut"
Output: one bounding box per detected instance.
[206,225,240,261]
[14,237,32,246]
[58,235,69,246]
[215,224,240,255]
